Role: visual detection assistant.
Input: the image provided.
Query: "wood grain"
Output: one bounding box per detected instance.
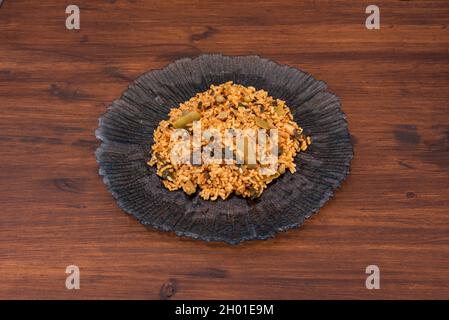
[0,0,448,299]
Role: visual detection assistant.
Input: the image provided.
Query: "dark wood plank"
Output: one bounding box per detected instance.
[0,0,448,299]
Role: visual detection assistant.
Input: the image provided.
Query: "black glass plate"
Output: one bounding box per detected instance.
[95,54,353,244]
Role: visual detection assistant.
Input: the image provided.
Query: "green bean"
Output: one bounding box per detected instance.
[174,111,201,129]
[243,137,257,168]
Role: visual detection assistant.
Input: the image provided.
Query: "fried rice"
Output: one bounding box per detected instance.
[148,82,311,200]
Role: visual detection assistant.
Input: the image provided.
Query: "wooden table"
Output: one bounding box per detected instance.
[1,0,448,299]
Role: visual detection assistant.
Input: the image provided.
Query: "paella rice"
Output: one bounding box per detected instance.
[148,82,311,200]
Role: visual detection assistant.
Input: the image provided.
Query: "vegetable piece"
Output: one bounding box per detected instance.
[154,152,163,162]
[243,136,257,168]
[161,168,174,182]
[274,105,285,116]
[174,111,201,129]
[247,186,258,199]
[255,117,270,130]
[215,95,225,104]
[217,111,228,121]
